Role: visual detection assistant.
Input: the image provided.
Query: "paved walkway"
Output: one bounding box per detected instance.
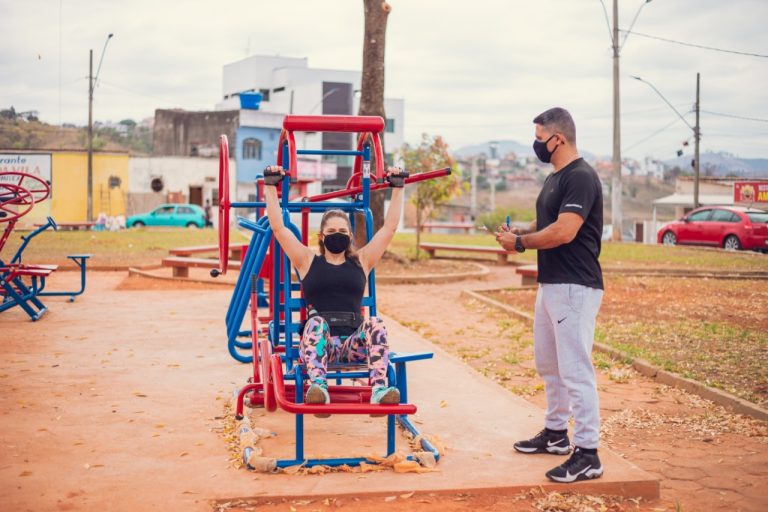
[0,272,656,511]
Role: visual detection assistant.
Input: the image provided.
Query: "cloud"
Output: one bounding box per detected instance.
[1,0,766,158]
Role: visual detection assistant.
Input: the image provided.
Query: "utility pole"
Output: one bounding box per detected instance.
[693,72,701,209]
[470,158,477,221]
[610,0,622,242]
[87,49,94,222]
[86,33,113,222]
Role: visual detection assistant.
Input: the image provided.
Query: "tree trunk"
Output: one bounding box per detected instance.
[355,0,390,248]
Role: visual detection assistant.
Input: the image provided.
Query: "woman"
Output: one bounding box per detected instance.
[263,165,407,410]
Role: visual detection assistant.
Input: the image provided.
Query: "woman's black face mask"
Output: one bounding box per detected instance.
[323,232,350,254]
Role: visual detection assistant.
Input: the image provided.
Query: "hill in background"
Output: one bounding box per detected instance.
[0,111,150,155]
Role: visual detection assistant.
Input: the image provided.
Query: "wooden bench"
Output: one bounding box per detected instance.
[420,222,475,233]
[161,256,242,278]
[419,242,512,264]
[169,243,245,261]
[516,264,538,286]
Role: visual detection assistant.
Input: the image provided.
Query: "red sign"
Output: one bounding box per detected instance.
[734,181,768,203]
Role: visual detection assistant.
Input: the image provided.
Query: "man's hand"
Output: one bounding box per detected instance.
[495,230,518,252]
[263,165,286,186]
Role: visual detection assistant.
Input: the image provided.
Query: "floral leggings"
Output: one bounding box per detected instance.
[299,315,390,388]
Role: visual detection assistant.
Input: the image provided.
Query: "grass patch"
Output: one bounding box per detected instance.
[481,277,768,406]
[601,320,767,405]
[391,232,767,270]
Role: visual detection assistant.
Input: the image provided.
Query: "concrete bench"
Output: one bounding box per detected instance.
[35,222,95,231]
[516,264,538,286]
[420,222,475,233]
[169,243,245,261]
[419,242,511,264]
[161,256,242,278]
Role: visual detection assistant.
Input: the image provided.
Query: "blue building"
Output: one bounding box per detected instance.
[235,125,281,183]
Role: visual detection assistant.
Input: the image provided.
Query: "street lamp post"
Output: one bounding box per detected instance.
[601,0,652,241]
[631,74,701,208]
[87,33,113,222]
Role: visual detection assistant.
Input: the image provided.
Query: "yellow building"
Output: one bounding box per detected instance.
[0,150,129,225]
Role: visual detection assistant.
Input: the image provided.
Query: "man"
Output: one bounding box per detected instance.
[495,107,604,483]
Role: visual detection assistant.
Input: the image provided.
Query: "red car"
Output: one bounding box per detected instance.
[657,206,768,252]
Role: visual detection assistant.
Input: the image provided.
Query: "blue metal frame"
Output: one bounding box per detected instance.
[230,131,440,470]
[1,216,90,319]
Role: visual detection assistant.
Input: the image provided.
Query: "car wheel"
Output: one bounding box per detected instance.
[723,235,742,251]
[132,221,144,228]
[186,222,199,229]
[662,231,677,245]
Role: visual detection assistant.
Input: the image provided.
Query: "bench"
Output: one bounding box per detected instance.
[419,242,512,264]
[161,256,242,278]
[420,222,475,233]
[35,222,95,231]
[169,243,245,261]
[516,264,538,286]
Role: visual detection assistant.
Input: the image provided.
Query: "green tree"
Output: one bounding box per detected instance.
[399,134,465,258]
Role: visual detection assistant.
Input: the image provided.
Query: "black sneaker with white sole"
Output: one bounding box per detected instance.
[545,447,603,483]
[513,428,572,455]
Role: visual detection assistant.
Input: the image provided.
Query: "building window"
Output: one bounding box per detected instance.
[385,118,395,133]
[243,138,262,160]
[259,88,270,102]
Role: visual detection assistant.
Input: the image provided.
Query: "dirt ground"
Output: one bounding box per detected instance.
[2,266,766,511]
[376,266,768,512]
[484,276,768,406]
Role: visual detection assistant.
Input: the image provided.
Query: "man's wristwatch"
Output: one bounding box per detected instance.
[514,235,526,253]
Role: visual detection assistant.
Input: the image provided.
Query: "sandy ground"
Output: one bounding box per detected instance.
[1,268,765,511]
[376,265,768,512]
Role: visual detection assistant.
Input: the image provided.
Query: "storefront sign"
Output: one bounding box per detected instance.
[734,181,768,203]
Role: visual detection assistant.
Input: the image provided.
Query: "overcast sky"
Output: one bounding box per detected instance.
[2,0,767,159]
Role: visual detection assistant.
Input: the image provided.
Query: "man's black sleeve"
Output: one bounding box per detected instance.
[558,168,598,220]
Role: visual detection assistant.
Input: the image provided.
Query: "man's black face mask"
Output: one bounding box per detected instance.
[533,134,559,163]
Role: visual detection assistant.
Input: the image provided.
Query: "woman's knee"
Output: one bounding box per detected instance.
[364,316,388,346]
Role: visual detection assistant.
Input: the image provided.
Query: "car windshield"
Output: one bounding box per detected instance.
[746,212,768,223]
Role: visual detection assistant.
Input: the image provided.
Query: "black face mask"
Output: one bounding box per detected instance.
[322,232,351,254]
[533,134,559,163]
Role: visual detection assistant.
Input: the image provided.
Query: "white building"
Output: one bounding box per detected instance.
[215,55,405,201]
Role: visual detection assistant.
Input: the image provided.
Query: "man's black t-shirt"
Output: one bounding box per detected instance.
[535,158,604,290]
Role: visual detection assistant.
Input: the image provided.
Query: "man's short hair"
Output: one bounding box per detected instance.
[533,107,576,145]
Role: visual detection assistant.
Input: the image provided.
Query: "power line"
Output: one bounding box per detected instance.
[700,110,768,123]
[619,30,768,58]
[623,116,687,153]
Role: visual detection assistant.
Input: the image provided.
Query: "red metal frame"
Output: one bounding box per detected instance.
[283,115,384,134]
[217,135,230,275]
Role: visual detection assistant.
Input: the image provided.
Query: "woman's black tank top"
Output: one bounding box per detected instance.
[301,255,366,336]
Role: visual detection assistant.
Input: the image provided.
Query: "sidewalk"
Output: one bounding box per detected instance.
[0,272,657,511]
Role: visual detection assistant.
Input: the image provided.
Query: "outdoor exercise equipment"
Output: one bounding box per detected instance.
[215,115,446,469]
[0,172,91,320]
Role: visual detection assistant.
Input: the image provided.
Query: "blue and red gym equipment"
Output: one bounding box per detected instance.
[1,171,90,321]
[214,115,449,469]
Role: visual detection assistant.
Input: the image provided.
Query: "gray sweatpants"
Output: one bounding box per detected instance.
[534,283,604,449]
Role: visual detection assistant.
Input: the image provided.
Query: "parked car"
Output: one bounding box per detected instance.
[656,206,768,252]
[127,204,206,228]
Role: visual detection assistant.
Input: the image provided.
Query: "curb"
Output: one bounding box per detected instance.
[377,262,490,284]
[602,267,768,280]
[127,267,235,286]
[461,289,768,422]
